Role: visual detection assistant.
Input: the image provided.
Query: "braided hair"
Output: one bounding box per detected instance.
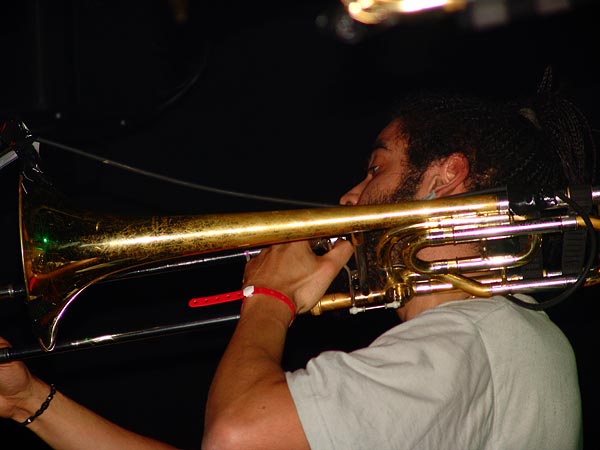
[391,67,597,192]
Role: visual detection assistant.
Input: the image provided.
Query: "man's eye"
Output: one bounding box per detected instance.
[368,165,380,176]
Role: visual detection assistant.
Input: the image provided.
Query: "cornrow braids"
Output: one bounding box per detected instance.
[390,71,597,192]
[527,67,597,186]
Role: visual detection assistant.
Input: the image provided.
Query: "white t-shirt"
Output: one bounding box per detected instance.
[286,295,582,450]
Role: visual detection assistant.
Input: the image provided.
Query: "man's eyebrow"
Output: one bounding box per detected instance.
[365,136,393,163]
[364,141,389,168]
[371,139,390,152]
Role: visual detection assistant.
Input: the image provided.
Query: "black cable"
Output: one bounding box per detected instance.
[34,137,335,208]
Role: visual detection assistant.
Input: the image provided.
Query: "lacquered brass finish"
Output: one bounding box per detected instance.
[19,171,504,351]
[19,164,600,353]
[8,118,600,358]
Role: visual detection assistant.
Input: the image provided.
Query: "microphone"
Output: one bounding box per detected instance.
[0,119,39,171]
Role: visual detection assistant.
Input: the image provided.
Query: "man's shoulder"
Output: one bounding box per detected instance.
[426,295,541,325]
[399,294,560,345]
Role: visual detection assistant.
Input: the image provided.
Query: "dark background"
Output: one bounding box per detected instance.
[1,1,600,448]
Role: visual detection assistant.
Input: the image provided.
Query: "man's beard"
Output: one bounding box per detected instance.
[362,168,423,293]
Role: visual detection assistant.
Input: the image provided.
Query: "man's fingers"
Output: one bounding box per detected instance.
[326,238,354,268]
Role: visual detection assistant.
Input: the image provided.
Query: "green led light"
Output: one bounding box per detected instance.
[35,234,51,250]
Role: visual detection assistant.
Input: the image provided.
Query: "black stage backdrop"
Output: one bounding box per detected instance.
[1,1,599,449]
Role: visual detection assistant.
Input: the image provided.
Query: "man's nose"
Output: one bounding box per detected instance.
[339,183,363,205]
[339,175,371,205]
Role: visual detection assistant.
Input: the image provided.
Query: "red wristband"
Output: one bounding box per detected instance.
[189,286,296,325]
[242,286,296,325]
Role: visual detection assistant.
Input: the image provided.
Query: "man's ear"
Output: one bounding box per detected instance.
[430,152,470,197]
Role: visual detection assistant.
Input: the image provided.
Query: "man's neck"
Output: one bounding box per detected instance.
[396,288,473,322]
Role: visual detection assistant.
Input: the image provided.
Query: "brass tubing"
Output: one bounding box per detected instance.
[19,172,505,351]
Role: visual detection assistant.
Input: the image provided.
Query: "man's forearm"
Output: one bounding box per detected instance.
[17,377,178,450]
[203,294,309,450]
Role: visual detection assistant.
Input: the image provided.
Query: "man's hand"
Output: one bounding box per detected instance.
[242,238,354,314]
[0,336,36,420]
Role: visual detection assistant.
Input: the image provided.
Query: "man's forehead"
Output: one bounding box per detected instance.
[371,120,407,155]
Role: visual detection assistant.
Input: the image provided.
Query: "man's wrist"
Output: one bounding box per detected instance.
[242,286,296,326]
[241,293,294,328]
[11,379,54,424]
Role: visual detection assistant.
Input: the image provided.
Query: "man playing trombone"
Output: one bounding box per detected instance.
[0,70,595,449]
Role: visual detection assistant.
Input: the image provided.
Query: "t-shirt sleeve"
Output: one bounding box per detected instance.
[285,308,494,450]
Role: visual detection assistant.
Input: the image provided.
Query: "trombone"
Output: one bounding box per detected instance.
[1,121,600,361]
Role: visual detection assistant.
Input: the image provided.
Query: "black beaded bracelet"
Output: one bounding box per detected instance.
[20,384,57,426]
